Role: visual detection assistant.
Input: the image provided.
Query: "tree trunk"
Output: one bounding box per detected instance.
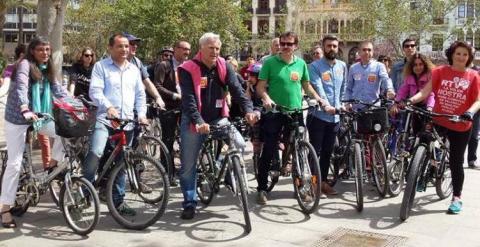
[18,0,24,45]
[36,0,67,80]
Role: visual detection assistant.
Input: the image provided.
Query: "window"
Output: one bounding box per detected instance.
[259,0,269,9]
[24,33,34,43]
[329,19,339,33]
[458,4,466,18]
[4,33,18,43]
[432,34,444,52]
[306,19,316,34]
[258,19,269,35]
[467,4,475,17]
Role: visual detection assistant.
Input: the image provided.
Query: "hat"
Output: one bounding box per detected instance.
[123,32,142,42]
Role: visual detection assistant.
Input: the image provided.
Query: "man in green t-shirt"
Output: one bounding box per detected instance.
[256,31,324,205]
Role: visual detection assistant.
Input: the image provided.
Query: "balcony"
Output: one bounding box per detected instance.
[273,6,287,14]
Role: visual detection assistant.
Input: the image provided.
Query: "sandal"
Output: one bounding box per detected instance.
[1,209,17,228]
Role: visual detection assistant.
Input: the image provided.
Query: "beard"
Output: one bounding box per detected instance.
[325,50,337,60]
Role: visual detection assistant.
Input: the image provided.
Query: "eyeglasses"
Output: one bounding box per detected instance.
[362,48,372,52]
[404,44,416,48]
[280,41,296,47]
[84,54,93,57]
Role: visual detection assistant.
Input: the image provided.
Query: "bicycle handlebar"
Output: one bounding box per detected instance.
[404,105,468,123]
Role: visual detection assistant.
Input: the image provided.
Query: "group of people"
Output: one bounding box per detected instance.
[0,29,479,230]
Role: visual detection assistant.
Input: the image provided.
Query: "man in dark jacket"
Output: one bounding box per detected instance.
[153,40,191,185]
[178,32,257,220]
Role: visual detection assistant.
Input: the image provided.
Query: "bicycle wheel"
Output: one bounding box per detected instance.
[327,136,341,187]
[353,142,364,212]
[387,158,405,197]
[49,179,63,207]
[135,135,172,176]
[197,148,215,205]
[371,137,388,197]
[293,141,321,214]
[435,146,452,200]
[59,177,100,235]
[231,155,251,233]
[106,153,169,230]
[400,145,427,221]
[150,119,162,140]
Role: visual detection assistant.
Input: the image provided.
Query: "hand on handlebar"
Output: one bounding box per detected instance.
[245,112,258,126]
[138,117,150,126]
[262,97,275,111]
[107,107,119,119]
[196,123,210,134]
[460,111,474,121]
[324,105,336,115]
[23,111,38,121]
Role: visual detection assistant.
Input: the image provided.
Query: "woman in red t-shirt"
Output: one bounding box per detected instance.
[409,41,480,214]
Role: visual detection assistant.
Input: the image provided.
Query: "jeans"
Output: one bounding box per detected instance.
[306,115,339,182]
[83,122,133,207]
[467,112,479,163]
[179,115,206,209]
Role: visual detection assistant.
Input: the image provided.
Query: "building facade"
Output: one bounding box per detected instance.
[2,4,37,60]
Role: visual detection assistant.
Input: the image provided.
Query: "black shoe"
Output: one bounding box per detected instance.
[181,206,196,220]
[468,161,478,169]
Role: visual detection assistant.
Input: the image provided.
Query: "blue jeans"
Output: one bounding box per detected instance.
[179,116,206,209]
[83,121,132,207]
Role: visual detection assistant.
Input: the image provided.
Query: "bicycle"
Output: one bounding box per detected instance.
[399,105,461,221]
[146,102,163,139]
[0,113,100,235]
[255,101,322,214]
[332,99,390,211]
[93,117,169,230]
[195,118,251,233]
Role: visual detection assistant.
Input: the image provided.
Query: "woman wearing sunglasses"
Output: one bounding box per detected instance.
[68,47,96,100]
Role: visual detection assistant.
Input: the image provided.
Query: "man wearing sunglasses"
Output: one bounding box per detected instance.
[391,38,417,91]
[123,32,166,109]
[344,40,395,107]
[256,31,323,205]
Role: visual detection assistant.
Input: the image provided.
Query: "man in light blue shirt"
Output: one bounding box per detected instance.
[84,33,148,216]
[308,35,347,196]
[344,41,395,107]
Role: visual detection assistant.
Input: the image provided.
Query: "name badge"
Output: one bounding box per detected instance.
[200,77,208,88]
[322,72,331,82]
[367,73,377,83]
[353,73,362,81]
[290,71,299,81]
[215,99,223,108]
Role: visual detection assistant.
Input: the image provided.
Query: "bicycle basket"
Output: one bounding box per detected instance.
[356,107,389,134]
[53,97,97,138]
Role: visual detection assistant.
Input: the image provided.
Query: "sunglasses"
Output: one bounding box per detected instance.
[404,44,416,48]
[280,41,296,47]
[84,54,93,57]
[362,48,372,52]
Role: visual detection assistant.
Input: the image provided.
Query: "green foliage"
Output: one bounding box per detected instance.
[65,0,250,62]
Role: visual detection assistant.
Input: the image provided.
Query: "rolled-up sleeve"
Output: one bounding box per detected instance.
[89,62,112,110]
[308,63,327,100]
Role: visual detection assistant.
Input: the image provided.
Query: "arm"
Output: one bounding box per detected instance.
[379,63,395,97]
[344,67,354,100]
[154,62,179,100]
[395,77,410,102]
[134,72,147,120]
[89,62,113,110]
[409,80,432,104]
[179,68,204,125]
[15,60,31,112]
[308,63,329,106]
[226,64,253,113]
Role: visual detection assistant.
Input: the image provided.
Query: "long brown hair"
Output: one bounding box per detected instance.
[25,36,57,83]
[403,53,435,79]
[76,47,96,68]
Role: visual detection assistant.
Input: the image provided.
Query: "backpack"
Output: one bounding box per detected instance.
[53,97,97,138]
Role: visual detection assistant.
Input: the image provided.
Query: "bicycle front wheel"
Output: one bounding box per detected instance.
[400,145,426,221]
[197,147,215,205]
[371,137,389,197]
[106,153,169,230]
[353,142,364,212]
[59,177,100,236]
[293,141,321,215]
[435,145,452,200]
[231,155,251,233]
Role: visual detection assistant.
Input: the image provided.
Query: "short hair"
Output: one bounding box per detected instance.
[271,37,280,45]
[322,35,339,45]
[279,31,299,44]
[227,58,238,69]
[108,32,128,47]
[14,43,26,60]
[445,41,474,67]
[174,40,190,48]
[199,32,221,47]
[360,40,373,48]
[402,38,416,48]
